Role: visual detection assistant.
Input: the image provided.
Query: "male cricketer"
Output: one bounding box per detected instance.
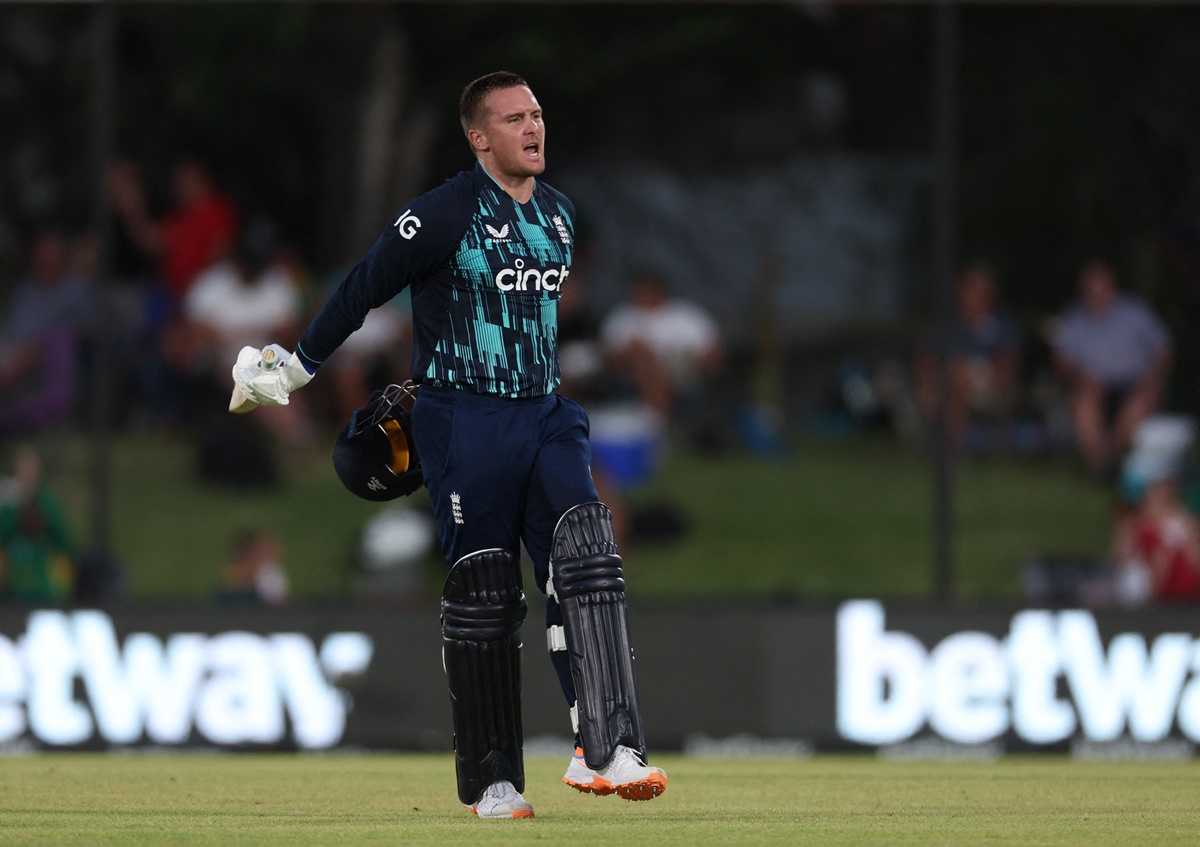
[227,71,667,819]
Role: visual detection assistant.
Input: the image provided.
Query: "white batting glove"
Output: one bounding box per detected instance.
[230,344,314,410]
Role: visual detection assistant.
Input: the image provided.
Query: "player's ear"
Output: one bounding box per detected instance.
[468,128,489,153]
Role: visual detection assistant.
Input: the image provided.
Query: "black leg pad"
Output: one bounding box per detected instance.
[442,548,527,804]
[551,502,646,770]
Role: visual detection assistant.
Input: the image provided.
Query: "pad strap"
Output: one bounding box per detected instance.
[550,502,646,769]
[442,548,526,804]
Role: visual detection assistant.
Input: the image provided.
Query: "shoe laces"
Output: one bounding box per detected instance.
[480,780,520,806]
[610,744,647,771]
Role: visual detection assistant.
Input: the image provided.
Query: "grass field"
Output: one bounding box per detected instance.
[46,431,1112,603]
[1,753,1197,845]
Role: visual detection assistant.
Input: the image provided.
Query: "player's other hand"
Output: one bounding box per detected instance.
[229,344,314,412]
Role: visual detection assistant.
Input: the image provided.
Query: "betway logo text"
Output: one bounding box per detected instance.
[837,601,1200,746]
[0,611,373,749]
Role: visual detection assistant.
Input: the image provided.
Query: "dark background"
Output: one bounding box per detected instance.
[6,3,1200,327]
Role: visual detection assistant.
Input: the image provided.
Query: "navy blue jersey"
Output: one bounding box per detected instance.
[297,161,576,398]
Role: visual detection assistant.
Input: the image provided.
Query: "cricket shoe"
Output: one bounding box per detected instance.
[467,780,535,819]
[563,744,668,801]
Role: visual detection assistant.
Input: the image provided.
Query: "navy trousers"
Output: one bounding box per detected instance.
[412,384,598,710]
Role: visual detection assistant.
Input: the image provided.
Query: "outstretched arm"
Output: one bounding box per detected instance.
[227,176,472,413]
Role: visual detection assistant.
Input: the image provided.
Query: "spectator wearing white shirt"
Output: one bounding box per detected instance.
[1054,259,1172,476]
[170,221,310,461]
[600,272,724,435]
[184,257,301,366]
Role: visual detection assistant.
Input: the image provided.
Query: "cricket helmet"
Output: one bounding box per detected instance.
[332,382,424,501]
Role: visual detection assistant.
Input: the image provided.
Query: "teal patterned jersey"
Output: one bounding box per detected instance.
[297,161,575,398]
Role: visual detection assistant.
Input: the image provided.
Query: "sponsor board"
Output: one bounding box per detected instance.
[837,600,1200,748]
[0,610,372,749]
[0,602,1196,754]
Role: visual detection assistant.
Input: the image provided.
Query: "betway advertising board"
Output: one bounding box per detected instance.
[0,602,1196,753]
[836,601,1200,750]
[0,609,376,750]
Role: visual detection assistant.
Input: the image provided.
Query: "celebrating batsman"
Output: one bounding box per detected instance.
[230,71,666,819]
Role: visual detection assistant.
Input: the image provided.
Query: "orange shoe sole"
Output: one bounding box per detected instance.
[564,773,667,801]
[564,775,616,796]
[616,773,667,801]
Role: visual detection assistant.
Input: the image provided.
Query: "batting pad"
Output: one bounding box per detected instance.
[441,548,527,805]
[550,502,647,770]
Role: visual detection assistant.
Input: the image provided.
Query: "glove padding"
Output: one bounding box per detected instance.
[230,344,313,408]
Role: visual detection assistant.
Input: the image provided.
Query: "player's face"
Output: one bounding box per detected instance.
[479,86,546,180]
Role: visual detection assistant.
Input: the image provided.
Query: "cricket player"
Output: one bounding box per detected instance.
[229,71,667,819]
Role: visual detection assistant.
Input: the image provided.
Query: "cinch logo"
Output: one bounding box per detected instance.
[393,210,421,240]
[0,610,373,749]
[494,258,568,293]
[837,600,1200,746]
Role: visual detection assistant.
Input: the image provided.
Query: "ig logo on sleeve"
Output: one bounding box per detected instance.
[393,210,421,240]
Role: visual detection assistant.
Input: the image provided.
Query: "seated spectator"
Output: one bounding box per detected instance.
[0,229,93,437]
[556,268,633,541]
[1053,259,1172,476]
[0,446,76,604]
[172,222,309,485]
[915,262,1023,451]
[217,528,289,607]
[600,271,724,444]
[1112,464,1200,605]
[179,219,304,368]
[158,218,302,423]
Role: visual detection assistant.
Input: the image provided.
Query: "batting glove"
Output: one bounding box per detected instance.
[231,344,314,408]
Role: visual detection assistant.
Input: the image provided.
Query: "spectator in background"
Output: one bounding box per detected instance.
[104,159,172,418]
[217,527,289,606]
[556,257,633,544]
[0,229,93,437]
[179,218,304,368]
[158,218,303,424]
[915,262,1023,452]
[1112,465,1200,606]
[600,271,724,445]
[1054,259,1172,477]
[105,158,161,293]
[175,221,308,486]
[103,160,174,428]
[0,446,75,604]
[113,155,239,310]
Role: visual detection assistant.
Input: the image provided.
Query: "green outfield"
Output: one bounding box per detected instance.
[0,754,1196,845]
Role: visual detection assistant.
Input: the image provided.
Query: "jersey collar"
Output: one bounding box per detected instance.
[476,160,537,204]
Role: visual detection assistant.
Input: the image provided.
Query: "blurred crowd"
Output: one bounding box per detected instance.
[2,155,1199,606]
[909,258,1196,607]
[0,156,415,475]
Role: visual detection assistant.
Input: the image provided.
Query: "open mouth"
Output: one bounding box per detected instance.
[523,141,541,159]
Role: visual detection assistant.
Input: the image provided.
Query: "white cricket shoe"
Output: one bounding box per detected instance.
[467,780,535,819]
[563,744,668,801]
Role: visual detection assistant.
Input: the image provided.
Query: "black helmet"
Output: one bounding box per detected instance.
[332,382,424,501]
